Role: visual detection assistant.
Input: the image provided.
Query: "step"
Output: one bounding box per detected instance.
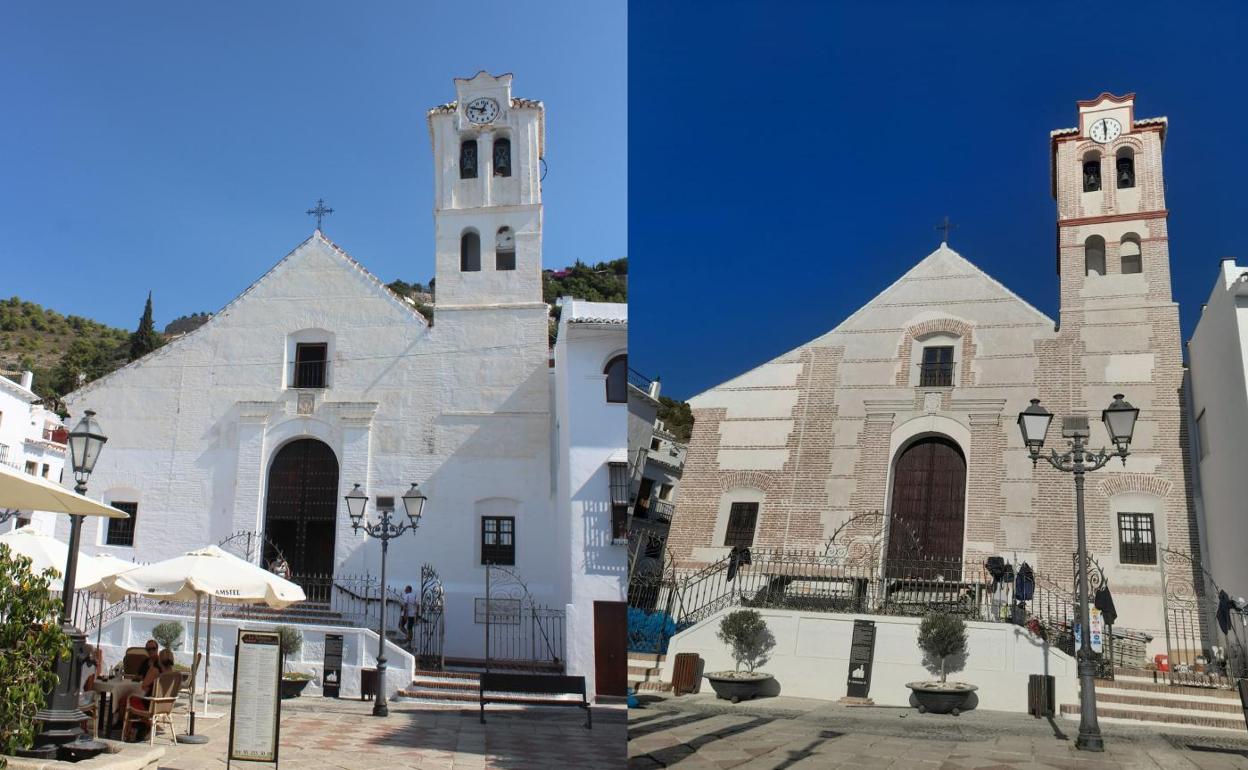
[408,678,478,694]
[1095,692,1244,716]
[1061,704,1247,733]
[627,653,665,665]
[1096,678,1241,700]
[413,669,481,682]
[628,665,661,676]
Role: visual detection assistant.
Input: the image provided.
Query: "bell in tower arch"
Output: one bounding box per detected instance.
[493,138,512,178]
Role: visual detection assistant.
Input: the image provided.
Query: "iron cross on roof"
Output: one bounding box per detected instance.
[307,198,334,230]
[936,216,956,245]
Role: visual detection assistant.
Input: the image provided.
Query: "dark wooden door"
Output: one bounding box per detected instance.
[887,437,966,575]
[593,601,628,697]
[264,439,339,578]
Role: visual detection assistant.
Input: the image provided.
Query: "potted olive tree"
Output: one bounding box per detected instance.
[276,625,313,698]
[705,609,776,703]
[906,612,977,715]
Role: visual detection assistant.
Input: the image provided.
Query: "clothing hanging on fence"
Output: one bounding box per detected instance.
[726,545,751,582]
[986,556,1013,585]
[1217,589,1232,635]
[1014,562,1035,602]
[1094,584,1118,627]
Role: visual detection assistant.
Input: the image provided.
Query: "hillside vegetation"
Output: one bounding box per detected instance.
[0,297,130,405]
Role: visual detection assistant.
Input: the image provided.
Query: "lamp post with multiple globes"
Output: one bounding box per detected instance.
[343,482,427,717]
[1016,394,1139,752]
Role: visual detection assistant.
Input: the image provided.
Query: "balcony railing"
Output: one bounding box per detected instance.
[918,362,954,387]
[651,499,675,521]
[290,360,328,389]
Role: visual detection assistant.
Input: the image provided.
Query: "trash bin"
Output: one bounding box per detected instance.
[673,653,700,696]
[1027,674,1054,717]
[361,667,379,701]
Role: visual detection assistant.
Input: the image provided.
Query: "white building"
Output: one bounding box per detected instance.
[56,73,626,695]
[0,370,68,535]
[1187,259,1248,607]
[552,297,629,698]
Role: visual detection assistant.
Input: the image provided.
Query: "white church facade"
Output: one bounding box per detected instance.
[55,73,627,697]
[664,93,1199,659]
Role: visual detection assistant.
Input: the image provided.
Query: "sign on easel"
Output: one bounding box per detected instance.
[227,630,283,768]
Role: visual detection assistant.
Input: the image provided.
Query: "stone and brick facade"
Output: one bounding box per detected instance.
[666,94,1198,649]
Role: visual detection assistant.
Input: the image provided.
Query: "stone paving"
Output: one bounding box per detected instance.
[628,693,1248,769]
[150,696,625,769]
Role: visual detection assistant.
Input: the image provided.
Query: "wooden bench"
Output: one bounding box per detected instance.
[478,672,591,729]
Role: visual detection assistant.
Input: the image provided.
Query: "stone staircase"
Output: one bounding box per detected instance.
[219,601,349,626]
[1060,668,1247,732]
[396,665,585,707]
[628,652,669,692]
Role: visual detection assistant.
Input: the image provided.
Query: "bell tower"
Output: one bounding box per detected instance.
[427,72,545,310]
[1052,93,1171,315]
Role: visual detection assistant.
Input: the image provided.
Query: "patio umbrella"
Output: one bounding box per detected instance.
[99,545,306,743]
[76,553,138,652]
[0,526,112,592]
[0,463,129,519]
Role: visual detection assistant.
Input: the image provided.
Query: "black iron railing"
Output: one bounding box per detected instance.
[918,362,954,387]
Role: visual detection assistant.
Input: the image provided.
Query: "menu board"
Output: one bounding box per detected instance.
[323,634,343,699]
[227,630,282,765]
[845,619,876,699]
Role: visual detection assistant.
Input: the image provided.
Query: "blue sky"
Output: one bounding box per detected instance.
[629,1,1248,399]
[1,1,626,330]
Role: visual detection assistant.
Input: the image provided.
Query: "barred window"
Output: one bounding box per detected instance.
[1118,512,1156,565]
[460,140,478,179]
[608,462,630,540]
[919,346,954,387]
[724,502,758,548]
[106,502,139,547]
[481,516,515,565]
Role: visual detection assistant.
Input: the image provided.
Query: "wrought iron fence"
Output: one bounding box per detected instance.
[483,563,566,671]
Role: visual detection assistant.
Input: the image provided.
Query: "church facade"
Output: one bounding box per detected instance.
[55,73,627,692]
[665,93,1195,649]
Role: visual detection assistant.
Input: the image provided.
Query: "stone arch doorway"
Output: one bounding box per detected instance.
[885,435,966,577]
[263,438,339,590]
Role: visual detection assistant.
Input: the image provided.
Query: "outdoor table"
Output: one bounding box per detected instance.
[92,677,142,734]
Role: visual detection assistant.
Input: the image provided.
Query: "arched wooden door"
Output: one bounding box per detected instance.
[263,439,339,582]
[886,436,966,576]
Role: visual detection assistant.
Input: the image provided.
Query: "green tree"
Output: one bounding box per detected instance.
[0,544,71,762]
[152,621,184,651]
[716,609,775,673]
[657,396,694,443]
[128,291,164,362]
[917,612,968,683]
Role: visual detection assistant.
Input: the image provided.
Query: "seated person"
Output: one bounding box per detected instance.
[122,649,175,741]
[135,639,160,680]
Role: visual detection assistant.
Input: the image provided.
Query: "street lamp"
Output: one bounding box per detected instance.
[345,482,427,717]
[1017,395,1138,752]
[32,410,109,757]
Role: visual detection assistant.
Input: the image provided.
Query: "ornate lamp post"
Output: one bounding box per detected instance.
[1017,394,1138,752]
[32,410,108,756]
[345,482,426,717]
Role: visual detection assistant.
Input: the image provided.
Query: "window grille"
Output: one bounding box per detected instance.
[293,343,328,389]
[919,346,955,387]
[723,502,758,548]
[106,501,139,547]
[1118,512,1156,565]
[460,140,478,179]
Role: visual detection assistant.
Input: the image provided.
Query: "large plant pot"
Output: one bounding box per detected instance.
[281,677,311,699]
[705,672,773,703]
[906,681,977,715]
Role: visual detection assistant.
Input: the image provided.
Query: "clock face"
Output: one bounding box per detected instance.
[465,97,500,125]
[1089,117,1122,144]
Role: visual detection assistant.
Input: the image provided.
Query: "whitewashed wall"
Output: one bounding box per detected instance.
[95,611,414,700]
[553,300,629,699]
[662,607,1077,714]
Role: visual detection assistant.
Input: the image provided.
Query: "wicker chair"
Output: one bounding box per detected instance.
[123,672,182,745]
[175,653,202,711]
[120,647,149,679]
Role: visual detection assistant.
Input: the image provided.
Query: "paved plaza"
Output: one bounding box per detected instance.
[149,696,625,769]
[628,693,1248,770]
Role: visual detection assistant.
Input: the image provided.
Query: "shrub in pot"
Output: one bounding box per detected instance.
[907,612,976,715]
[276,625,312,698]
[705,609,776,703]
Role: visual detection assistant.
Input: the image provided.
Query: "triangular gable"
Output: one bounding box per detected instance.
[690,244,1054,405]
[66,231,426,400]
